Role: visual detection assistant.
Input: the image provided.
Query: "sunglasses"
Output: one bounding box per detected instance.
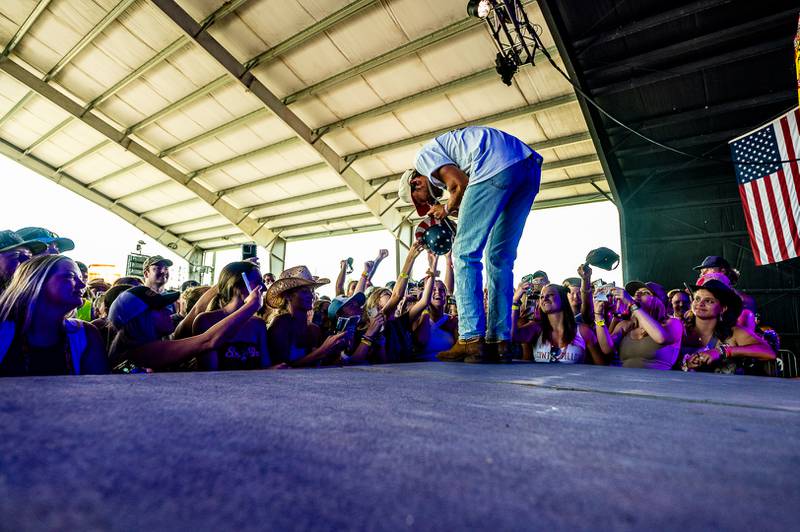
[548,346,564,363]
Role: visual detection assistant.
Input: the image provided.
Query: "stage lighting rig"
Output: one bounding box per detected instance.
[467,0,543,86]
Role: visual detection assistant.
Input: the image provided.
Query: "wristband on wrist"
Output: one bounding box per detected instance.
[717,344,731,360]
[595,319,606,327]
[630,303,640,312]
[399,272,409,279]
[361,337,373,347]
[511,304,520,311]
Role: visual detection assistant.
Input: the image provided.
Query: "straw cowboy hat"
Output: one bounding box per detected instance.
[266,265,330,308]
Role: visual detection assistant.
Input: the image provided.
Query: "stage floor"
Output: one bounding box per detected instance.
[1,363,798,531]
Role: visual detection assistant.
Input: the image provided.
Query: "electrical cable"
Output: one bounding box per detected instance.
[529,30,800,167]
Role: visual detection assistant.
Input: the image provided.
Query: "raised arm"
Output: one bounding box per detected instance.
[384,242,425,317]
[578,264,593,324]
[407,253,438,322]
[335,259,348,297]
[126,286,263,369]
[444,251,454,295]
[614,288,676,345]
[354,260,373,295]
[173,285,218,339]
[511,281,541,343]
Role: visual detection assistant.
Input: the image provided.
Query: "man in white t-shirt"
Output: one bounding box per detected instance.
[398,126,542,363]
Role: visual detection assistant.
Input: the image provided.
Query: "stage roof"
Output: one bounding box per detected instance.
[0,0,608,258]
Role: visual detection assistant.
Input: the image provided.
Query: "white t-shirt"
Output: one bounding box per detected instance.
[532,329,586,364]
[415,126,537,187]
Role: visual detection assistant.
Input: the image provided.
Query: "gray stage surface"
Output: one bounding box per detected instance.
[1,363,798,531]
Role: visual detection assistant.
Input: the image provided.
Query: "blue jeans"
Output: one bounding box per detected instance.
[453,155,542,341]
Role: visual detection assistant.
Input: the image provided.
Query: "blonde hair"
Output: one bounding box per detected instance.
[363,288,391,321]
[0,255,74,335]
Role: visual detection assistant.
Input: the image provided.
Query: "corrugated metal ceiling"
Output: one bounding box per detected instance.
[0,0,608,257]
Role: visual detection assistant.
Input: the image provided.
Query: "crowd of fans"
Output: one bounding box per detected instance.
[0,226,782,377]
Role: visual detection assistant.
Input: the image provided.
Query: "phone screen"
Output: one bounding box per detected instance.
[241,272,253,294]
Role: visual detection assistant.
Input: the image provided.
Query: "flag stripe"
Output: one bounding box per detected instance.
[764,172,789,261]
[775,169,800,260]
[750,180,776,264]
[739,184,762,265]
[778,113,800,258]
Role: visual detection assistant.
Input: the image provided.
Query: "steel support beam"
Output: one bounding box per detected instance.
[88,162,145,189]
[631,231,749,244]
[593,39,787,96]
[245,186,350,213]
[344,95,582,161]
[313,47,560,136]
[0,59,279,249]
[584,9,796,83]
[0,136,197,260]
[192,234,249,248]
[288,225,384,242]
[607,93,795,138]
[243,0,381,73]
[259,200,365,224]
[166,214,224,232]
[17,0,242,164]
[45,0,137,82]
[282,15,487,105]
[271,214,375,234]
[573,0,732,51]
[268,237,286,276]
[97,0,380,165]
[0,91,36,129]
[219,163,327,196]
[177,224,236,239]
[151,0,410,247]
[2,0,53,58]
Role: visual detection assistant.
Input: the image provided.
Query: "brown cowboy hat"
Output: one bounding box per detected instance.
[266,266,330,308]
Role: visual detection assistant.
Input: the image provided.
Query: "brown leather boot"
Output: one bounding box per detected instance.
[484,340,512,363]
[437,338,484,362]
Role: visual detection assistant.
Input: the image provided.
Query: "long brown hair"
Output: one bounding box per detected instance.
[537,284,577,347]
[0,255,74,334]
[210,261,260,310]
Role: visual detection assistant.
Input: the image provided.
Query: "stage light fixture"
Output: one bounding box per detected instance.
[467,0,491,18]
[467,0,543,86]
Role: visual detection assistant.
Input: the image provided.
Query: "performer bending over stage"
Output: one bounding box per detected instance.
[399,126,543,363]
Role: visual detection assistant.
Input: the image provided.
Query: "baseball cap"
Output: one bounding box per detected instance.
[15,227,75,253]
[693,256,731,271]
[143,255,173,270]
[108,285,180,328]
[180,280,200,292]
[398,169,444,216]
[327,292,367,320]
[0,230,47,255]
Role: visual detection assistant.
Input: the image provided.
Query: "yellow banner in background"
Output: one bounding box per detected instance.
[796,13,800,108]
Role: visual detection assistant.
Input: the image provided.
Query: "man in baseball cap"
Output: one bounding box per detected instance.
[398,126,543,363]
[15,226,74,255]
[108,285,180,329]
[0,230,47,291]
[142,255,173,294]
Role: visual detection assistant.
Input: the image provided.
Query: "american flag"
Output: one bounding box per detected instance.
[729,107,800,265]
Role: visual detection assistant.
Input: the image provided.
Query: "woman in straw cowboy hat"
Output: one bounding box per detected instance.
[266,266,352,367]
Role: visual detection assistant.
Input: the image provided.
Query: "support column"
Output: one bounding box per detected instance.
[395,222,414,277]
[269,237,287,276]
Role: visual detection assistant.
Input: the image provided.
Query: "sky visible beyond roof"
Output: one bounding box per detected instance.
[0,154,623,296]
